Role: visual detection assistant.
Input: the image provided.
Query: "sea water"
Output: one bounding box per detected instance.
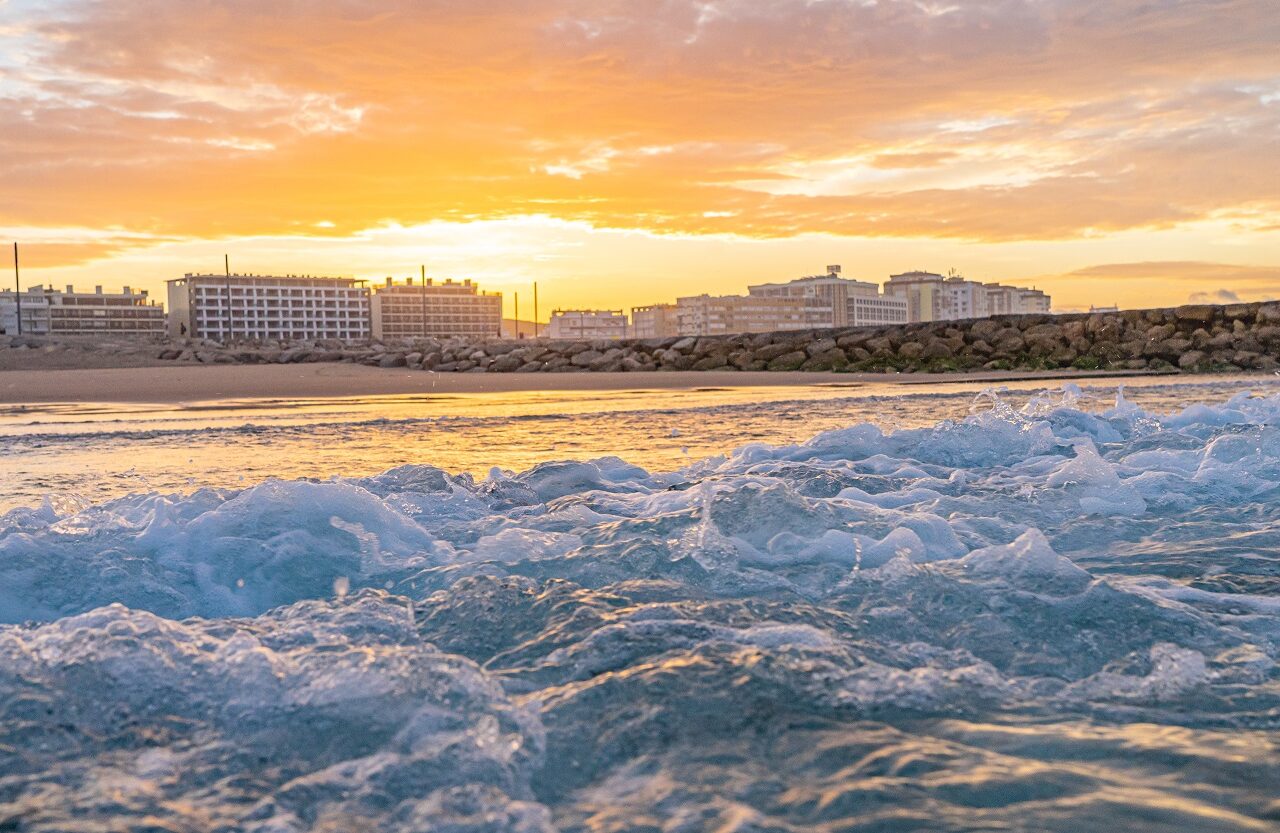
[0,378,1277,830]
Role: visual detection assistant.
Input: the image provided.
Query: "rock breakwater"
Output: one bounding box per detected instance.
[5,302,1280,374]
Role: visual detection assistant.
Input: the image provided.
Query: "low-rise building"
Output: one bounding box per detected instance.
[849,293,909,326]
[547,309,628,340]
[1,284,164,336]
[674,266,905,335]
[675,293,830,336]
[167,274,371,341]
[630,303,680,339]
[371,277,501,340]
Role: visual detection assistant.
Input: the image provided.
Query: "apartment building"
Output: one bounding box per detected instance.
[1,284,164,336]
[370,277,501,340]
[849,294,909,326]
[886,272,1052,321]
[981,283,1021,317]
[675,293,831,336]
[1018,288,1052,313]
[747,265,881,327]
[630,303,680,339]
[167,274,371,341]
[547,309,628,340]
[883,271,949,322]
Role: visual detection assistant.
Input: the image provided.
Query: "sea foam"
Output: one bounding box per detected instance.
[0,386,1277,831]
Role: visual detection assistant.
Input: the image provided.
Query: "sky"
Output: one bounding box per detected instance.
[2,0,1278,317]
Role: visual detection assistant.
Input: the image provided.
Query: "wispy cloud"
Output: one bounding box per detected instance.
[0,0,1275,308]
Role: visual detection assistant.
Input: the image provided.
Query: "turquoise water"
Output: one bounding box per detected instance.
[0,376,1277,830]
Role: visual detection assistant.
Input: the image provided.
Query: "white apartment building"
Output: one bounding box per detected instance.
[167,274,371,341]
[630,303,681,339]
[1018,288,1052,313]
[886,272,1052,321]
[849,294,909,326]
[748,265,881,328]
[675,293,831,336]
[676,266,905,333]
[371,277,501,340]
[1,284,164,336]
[547,309,628,340]
[981,283,1021,317]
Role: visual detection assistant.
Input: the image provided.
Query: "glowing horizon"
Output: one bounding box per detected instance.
[3,0,1278,317]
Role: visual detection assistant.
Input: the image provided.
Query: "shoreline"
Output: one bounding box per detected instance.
[0,362,1182,405]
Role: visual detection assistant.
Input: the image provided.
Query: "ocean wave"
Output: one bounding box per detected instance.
[0,386,1278,830]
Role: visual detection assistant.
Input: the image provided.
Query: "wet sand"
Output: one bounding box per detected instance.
[0,362,1172,404]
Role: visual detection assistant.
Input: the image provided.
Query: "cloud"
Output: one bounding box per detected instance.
[0,0,1277,266]
[1028,261,1280,310]
[1188,289,1244,304]
[1061,262,1280,285]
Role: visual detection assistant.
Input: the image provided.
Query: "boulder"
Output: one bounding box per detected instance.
[805,338,838,357]
[692,356,731,371]
[921,341,954,360]
[754,343,801,362]
[1256,303,1280,323]
[766,350,808,371]
[1174,305,1216,324]
[800,348,848,371]
[897,341,925,360]
[490,355,523,372]
[1177,350,1208,369]
[994,334,1025,354]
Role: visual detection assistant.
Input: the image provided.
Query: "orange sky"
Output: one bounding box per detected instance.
[2,0,1278,315]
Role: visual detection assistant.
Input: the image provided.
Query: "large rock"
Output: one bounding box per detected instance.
[1177,350,1208,369]
[766,350,808,371]
[570,350,604,367]
[801,348,848,371]
[805,338,838,357]
[921,341,954,360]
[1254,303,1280,323]
[993,334,1025,354]
[754,343,801,362]
[969,319,1001,340]
[692,355,731,371]
[897,341,925,360]
[490,355,523,372]
[1174,305,1216,324]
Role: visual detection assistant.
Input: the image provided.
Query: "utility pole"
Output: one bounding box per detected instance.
[420,264,427,338]
[12,242,21,335]
[224,253,233,342]
[514,292,520,339]
[533,282,538,338]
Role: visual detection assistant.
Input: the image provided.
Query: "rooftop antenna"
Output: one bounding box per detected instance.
[12,242,20,335]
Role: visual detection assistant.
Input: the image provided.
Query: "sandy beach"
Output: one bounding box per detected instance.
[0,362,1176,404]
